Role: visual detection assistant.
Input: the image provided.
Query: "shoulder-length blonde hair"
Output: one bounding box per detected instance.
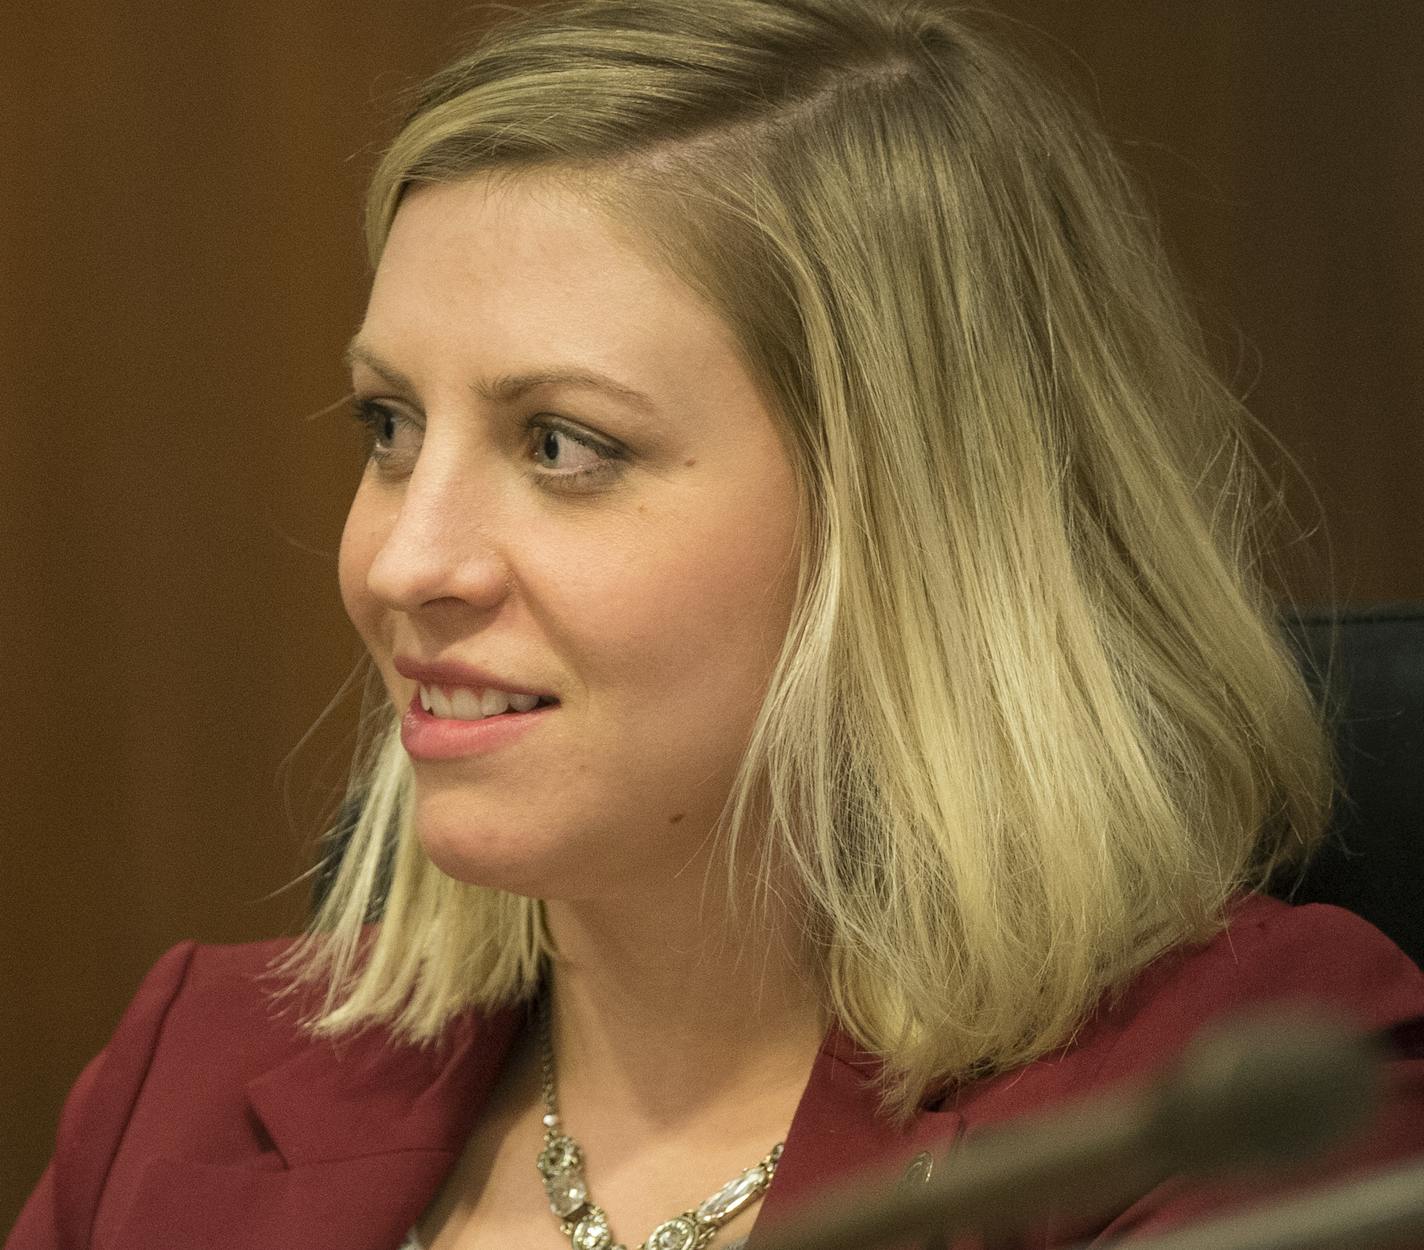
[278,0,1342,1119]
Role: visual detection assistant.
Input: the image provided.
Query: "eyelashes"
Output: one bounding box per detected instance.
[347,398,626,489]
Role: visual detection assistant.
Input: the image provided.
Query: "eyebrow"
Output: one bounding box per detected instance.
[343,339,661,416]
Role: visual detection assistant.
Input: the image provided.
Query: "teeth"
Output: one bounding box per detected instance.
[418,683,543,721]
[479,688,510,718]
[453,688,487,719]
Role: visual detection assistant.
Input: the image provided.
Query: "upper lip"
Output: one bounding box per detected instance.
[393,655,558,701]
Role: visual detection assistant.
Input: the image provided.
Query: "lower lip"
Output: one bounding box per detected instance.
[400,694,558,760]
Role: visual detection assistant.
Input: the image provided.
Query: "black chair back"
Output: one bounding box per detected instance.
[1272,601,1424,969]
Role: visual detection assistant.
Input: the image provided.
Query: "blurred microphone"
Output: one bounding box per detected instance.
[753,1007,1388,1250]
[1068,1154,1424,1250]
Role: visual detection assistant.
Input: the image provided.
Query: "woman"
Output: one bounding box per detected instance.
[12,1,1424,1248]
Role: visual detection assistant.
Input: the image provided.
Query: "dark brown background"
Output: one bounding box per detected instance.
[4,1,1421,1225]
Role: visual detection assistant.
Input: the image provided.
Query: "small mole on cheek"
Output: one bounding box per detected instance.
[668,812,686,824]
[684,458,697,468]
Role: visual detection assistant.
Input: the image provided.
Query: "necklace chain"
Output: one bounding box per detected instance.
[535,998,784,1250]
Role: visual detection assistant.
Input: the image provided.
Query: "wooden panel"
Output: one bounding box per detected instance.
[989,0,1424,603]
[3,0,1420,1224]
[0,0,479,1216]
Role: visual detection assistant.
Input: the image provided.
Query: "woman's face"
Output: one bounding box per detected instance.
[339,173,801,901]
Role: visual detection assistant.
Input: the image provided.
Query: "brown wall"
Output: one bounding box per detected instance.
[992,0,1424,604]
[4,1,1421,1225]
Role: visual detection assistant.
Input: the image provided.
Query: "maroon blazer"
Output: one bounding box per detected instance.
[10,894,1424,1250]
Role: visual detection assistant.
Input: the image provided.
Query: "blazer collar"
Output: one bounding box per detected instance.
[106,1002,527,1250]
[241,1002,965,1179]
[244,999,526,1165]
[112,1004,963,1250]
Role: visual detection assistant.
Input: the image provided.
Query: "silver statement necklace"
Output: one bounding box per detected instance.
[535,999,784,1250]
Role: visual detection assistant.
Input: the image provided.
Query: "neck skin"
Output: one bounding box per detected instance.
[540,848,828,1139]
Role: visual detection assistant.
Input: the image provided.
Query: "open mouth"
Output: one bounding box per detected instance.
[415,684,559,721]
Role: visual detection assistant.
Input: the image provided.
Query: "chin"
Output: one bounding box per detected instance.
[415,821,540,895]
[410,799,596,899]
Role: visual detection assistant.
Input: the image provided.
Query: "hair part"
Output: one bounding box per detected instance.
[275,0,1343,1121]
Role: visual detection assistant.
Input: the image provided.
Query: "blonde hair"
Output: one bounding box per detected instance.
[277,0,1343,1119]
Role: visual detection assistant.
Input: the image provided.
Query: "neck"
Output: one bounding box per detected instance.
[540,861,827,1135]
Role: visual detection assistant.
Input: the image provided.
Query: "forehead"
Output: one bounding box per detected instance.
[380,174,650,288]
[356,171,768,427]
[361,173,742,388]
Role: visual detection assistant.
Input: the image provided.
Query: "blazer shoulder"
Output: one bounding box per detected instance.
[29,936,308,1249]
[91,936,315,1084]
[143,934,312,1032]
[1146,894,1421,1014]
[87,933,319,1116]
[950,896,1424,1126]
[1092,894,1424,1085]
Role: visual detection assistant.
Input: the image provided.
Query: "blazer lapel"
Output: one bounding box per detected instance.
[106,1002,525,1250]
[106,1009,970,1250]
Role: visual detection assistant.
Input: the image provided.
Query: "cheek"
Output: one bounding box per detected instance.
[597,496,799,714]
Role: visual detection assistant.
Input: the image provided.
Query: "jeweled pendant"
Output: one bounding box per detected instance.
[695,1164,767,1224]
[539,1135,583,1178]
[573,1207,613,1250]
[545,1167,590,1218]
[646,1215,700,1250]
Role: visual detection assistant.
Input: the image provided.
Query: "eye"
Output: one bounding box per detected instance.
[526,417,625,487]
[349,398,420,471]
[347,397,625,489]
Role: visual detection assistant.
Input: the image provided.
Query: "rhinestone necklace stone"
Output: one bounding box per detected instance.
[536,999,784,1250]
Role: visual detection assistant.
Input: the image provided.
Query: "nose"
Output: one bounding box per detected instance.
[361,456,513,616]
